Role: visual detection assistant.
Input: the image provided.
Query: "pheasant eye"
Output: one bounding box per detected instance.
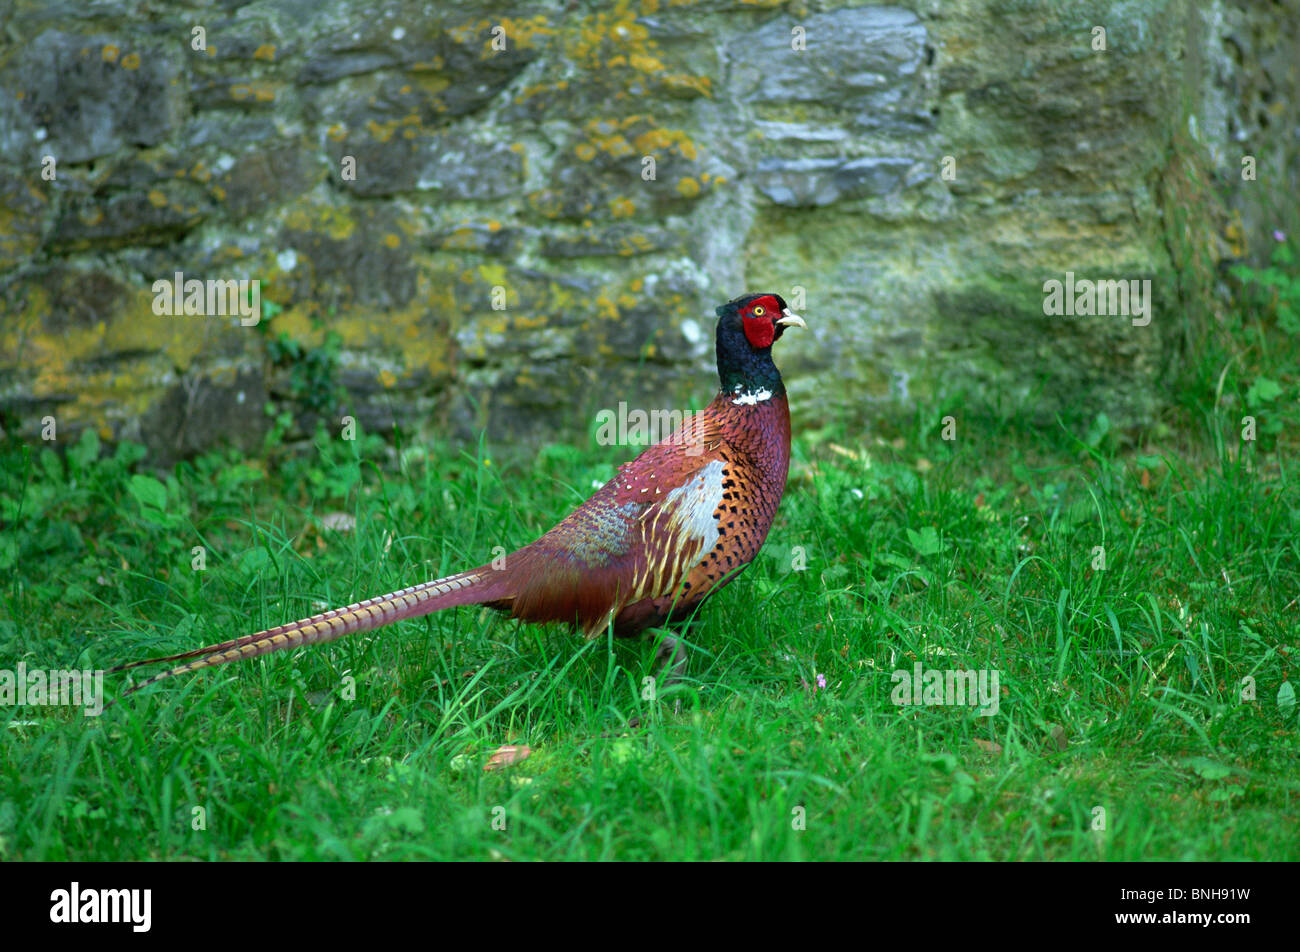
[751,305,765,317]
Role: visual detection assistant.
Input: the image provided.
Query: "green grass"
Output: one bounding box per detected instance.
[3,251,1300,860]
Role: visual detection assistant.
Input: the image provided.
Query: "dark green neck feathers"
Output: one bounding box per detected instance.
[714,308,786,400]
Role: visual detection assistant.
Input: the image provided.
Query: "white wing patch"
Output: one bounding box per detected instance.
[662,459,725,552]
[631,459,726,602]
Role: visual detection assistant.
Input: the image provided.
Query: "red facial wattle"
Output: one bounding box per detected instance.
[741,295,783,349]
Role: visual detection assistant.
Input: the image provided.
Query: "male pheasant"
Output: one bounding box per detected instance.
[114,292,805,696]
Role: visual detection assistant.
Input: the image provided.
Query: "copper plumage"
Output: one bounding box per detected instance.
[113,292,805,696]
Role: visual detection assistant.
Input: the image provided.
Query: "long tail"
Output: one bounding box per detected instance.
[113,565,510,699]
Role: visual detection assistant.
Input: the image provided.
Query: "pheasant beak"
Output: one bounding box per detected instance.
[777,308,806,329]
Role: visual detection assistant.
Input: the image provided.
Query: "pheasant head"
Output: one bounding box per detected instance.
[714,292,805,402]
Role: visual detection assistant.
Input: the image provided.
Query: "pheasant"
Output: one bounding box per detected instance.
[114,292,805,697]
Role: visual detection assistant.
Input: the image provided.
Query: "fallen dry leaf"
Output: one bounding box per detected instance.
[321,512,356,531]
[484,744,531,772]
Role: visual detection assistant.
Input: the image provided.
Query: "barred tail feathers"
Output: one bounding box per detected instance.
[114,566,507,697]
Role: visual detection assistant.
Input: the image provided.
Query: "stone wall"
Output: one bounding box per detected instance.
[0,0,1296,463]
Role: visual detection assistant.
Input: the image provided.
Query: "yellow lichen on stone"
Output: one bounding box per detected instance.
[477,263,508,287]
[0,197,44,268]
[595,294,619,319]
[554,0,711,106]
[147,189,168,208]
[675,176,700,198]
[283,203,357,241]
[495,15,557,50]
[629,52,665,73]
[229,81,277,103]
[443,226,476,251]
[662,73,711,96]
[120,52,140,69]
[253,44,276,61]
[624,233,654,254]
[401,66,439,93]
[1224,214,1245,258]
[101,44,119,62]
[74,367,156,424]
[563,2,651,69]
[273,304,325,349]
[633,127,697,160]
[366,117,404,142]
